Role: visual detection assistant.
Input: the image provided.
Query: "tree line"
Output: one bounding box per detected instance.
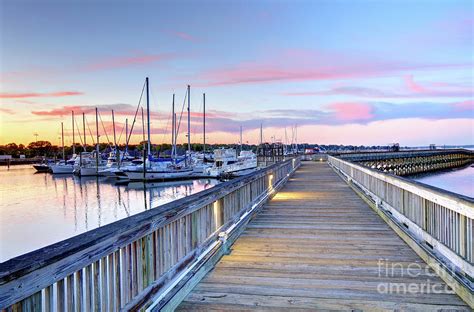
[0,141,259,158]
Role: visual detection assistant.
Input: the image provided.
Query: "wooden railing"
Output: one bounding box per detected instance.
[0,157,301,311]
[328,156,473,291]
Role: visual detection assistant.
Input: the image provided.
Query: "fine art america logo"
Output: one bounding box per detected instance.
[377,259,455,295]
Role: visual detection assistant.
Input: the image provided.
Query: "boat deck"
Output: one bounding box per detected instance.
[177,161,469,311]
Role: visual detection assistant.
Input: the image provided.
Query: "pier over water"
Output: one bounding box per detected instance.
[1,150,472,311]
[178,162,469,310]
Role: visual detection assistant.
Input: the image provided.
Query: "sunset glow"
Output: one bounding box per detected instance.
[0,0,472,146]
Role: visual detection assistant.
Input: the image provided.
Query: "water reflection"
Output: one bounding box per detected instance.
[412,165,473,198]
[0,165,219,262]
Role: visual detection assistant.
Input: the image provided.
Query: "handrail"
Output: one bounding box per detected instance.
[0,157,301,310]
[328,155,473,279]
[335,148,473,162]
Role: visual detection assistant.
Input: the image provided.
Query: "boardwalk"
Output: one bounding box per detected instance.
[178,162,469,311]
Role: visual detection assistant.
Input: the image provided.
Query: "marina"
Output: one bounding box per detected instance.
[0,165,219,262]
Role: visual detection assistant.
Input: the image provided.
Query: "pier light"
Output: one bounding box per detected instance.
[213,201,221,229]
[269,173,274,189]
[292,158,296,168]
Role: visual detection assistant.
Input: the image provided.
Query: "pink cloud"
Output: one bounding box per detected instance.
[404,75,427,93]
[84,53,175,71]
[198,50,468,87]
[282,76,472,99]
[452,100,474,111]
[327,102,374,121]
[0,91,83,99]
[0,108,15,114]
[168,31,198,42]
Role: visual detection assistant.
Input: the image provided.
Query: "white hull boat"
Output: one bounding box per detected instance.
[124,168,194,181]
[50,164,74,174]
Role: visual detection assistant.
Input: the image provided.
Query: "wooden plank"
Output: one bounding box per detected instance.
[93,261,100,311]
[74,270,83,312]
[56,279,65,312]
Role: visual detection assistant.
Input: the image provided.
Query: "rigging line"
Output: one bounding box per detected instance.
[175,88,187,144]
[75,118,84,146]
[98,112,112,146]
[191,95,203,139]
[126,80,146,147]
[116,123,125,145]
[85,116,96,145]
[148,87,171,145]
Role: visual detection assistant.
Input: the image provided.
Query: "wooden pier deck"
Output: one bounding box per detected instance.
[177,162,469,311]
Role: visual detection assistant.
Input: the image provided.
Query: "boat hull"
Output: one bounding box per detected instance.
[50,164,74,174]
[125,169,194,181]
[75,167,105,177]
[33,164,50,172]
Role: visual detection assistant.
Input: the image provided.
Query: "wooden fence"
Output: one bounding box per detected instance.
[0,157,300,311]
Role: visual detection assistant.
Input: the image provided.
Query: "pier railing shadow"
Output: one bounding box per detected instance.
[0,157,301,311]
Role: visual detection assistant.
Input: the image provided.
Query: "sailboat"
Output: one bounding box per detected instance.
[191,92,213,177]
[98,113,136,177]
[74,109,106,176]
[125,81,193,181]
[51,115,76,174]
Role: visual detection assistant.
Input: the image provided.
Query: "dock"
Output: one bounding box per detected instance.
[177,162,469,311]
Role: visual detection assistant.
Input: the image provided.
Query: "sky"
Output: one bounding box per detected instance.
[0,0,473,146]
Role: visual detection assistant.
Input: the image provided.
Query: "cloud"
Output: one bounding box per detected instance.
[0,108,15,114]
[282,76,472,99]
[404,75,426,93]
[327,102,374,121]
[0,91,83,99]
[84,53,175,71]
[166,31,198,42]
[452,100,473,111]
[28,100,472,137]
[197,50,468,87]
[31,104,137,117]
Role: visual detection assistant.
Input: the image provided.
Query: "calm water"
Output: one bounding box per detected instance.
[412,165,474,198]
[0,165,218,262]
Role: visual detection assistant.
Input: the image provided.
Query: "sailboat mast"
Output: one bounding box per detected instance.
[112,110,117,148]
[141,107,146,175]
[187,85,191,157]
[82,112,86,151]
[146,77,151,157]
[172,93,175,162]
[203,93,206,157]
[72,111,75,155]
[61,122,65,160]
[95,107,99,172]
[295,124,298,154]
[239,125,243,152]
[174,113,177,158]
[125,118,129,153]
[260,123,263,145]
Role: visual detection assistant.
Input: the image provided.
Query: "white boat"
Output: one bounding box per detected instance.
[124,165,194,181]
[73,152,106,176]
[206,149,258,178]
[98,150,135,177]
[50,158,75,174]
